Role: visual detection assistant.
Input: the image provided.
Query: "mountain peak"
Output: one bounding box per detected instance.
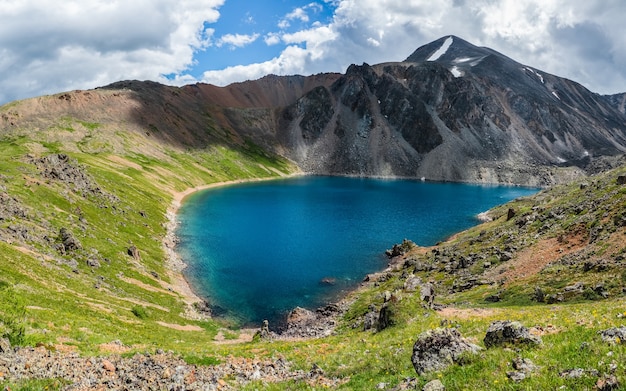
[405,35,494,63]
[404,35,525,79]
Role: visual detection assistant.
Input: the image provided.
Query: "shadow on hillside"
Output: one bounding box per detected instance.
[98,80,235,150]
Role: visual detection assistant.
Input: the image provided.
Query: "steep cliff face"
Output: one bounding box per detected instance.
[605,92,626,116]
[261,36,626,186]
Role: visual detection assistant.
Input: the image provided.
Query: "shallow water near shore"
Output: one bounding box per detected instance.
[176,176,537,327]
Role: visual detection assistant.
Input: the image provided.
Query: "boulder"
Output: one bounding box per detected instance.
[506,357,538,382]
[411,328,481,375]
[403,275,422,292]
[483,321,541,348]
[59,227,81,252]
[86,259,100,268]
[423,379,445,391]
[127,245,141,260]
[363,308,378,331]
[598,326,626,344]
[506,208,516,221]
[376,303,395,331]
[532,286,545,302]
[560,368,585,379]
[420,282,435,308]
[287,307,316,326]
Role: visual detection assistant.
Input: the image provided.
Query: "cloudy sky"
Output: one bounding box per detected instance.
[1,0,625,105]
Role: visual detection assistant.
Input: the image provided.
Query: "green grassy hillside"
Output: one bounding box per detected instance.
[0,90,624,390]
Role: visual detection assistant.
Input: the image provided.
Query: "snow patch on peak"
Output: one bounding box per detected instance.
[453,56,485,67]
[450,66,463,77]
[427,36,453,62]
[524,67,544,84]
[552,91,560,100]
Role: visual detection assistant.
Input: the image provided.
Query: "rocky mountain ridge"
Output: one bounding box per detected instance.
[267,35,626,186]
[4,35,622,187]
[144,36,626,186]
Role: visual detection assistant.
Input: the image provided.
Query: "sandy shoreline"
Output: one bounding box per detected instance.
[163,174,303,320]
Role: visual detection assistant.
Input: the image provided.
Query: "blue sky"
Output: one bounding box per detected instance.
[187,0,336,75]
[1,1,626,104]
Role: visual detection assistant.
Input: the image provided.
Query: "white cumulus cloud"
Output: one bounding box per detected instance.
[216,33,260,48]
[0,0,223,104]
[201,0,626,95]
[2,0,626,104]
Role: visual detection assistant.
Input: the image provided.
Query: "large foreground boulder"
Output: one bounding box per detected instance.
[484,321,541,348]
[411,328,481,375]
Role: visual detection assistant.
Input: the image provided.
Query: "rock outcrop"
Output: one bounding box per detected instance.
[411,328,481,375]
[483,321,542,348]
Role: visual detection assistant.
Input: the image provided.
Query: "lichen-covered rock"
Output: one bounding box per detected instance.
[483,321,541,348]
[598,326,626,344]
[411,328,481,375]
[403,275,422,292]
[423,379,445,391]
[506,357,539,382]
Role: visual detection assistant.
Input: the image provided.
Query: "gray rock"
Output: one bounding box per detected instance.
[423,379,445,391]
[59,227,81,252]
[86,259,100,268]
[511,357,539,375]
[363,307,378,331]
[560,368,585,379]
[506,371,526,382]
[420,282,435,308]
[385,239,416,258]
[499,251,513,262]
[483,321,541,348]
[545,293,563,304]
[533,286,545,302]
[377,303,395,331]
[564,282,584,292]
[404,275,422,292]
[598,326,626,344]
[411,328,481,375]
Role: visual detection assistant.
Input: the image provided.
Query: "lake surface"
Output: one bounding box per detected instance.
[176,176,537,327]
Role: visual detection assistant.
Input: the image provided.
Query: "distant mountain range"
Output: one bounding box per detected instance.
[6,35,626,186]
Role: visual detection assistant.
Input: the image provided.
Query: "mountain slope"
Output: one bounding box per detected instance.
[259,35,626,186]
[8,36,624,187]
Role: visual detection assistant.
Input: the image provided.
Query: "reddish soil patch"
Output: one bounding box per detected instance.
[437,307,497,320]
[484,226,588,285]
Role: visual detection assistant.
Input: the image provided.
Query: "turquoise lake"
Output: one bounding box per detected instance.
[176,176,537,327]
